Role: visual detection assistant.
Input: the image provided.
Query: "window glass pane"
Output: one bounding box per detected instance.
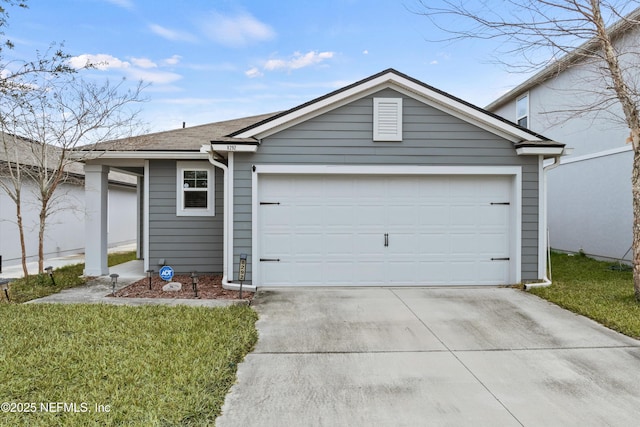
[184,191,207,208]
[516,95,528,119]
[183,169,207,189]
[518,117,528,128]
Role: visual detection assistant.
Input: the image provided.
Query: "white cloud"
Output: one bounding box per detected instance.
[69,53,182,85]
[131,57,157,69]
[362,50,369,55]
[200,11,275,47]
[104,0,134,10]
[430,60,438,65]
[163,55,182,66]
[263,51,335,72]
[245,67,263,78]
[69,54,130,70]
[149,24,197,43]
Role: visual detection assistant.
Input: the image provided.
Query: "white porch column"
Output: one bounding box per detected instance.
[85,164,110,276]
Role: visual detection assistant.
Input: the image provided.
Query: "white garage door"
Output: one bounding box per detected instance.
[258,174,513,286]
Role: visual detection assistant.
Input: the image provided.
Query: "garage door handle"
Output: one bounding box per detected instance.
[260,258,280,262]
[384,233,389,247]
[491,257,510,261]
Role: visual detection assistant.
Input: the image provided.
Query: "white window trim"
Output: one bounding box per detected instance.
[516,93,529,128]
[373,97,403,141]
[176,161,215,217]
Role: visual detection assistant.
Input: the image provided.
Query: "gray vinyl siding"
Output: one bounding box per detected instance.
[148,160,223,273]
[232,88,539,283]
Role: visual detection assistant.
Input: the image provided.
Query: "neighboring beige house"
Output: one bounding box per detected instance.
[486,9,640,262]
[0,133,137,273]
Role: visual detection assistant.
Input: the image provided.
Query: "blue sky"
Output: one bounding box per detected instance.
[4,0,529,133]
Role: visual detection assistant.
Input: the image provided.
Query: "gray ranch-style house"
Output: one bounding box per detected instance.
[81,69,566,290]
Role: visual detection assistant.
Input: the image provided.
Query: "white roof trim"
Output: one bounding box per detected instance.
[73,151,209,160]
[203,143,258,153]
[515,146,565,156]
[233,70,549,144]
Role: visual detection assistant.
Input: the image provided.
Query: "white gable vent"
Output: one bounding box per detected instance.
[373,97,403,141]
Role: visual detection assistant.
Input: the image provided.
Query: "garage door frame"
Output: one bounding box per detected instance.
[252,165,522,286]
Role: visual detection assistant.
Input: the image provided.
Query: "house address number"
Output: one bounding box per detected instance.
[227,145,237,151]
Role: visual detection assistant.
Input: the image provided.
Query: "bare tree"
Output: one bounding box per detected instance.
[0,0,77,277]
[0,1,146,277]
[0,68,145,275]
[413,0,640,300]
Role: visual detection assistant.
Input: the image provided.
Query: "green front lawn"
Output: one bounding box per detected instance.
[530,252,640,339]
[1,251,138,304]
[0,303,258,426]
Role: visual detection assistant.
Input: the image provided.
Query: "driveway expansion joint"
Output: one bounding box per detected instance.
[389,288,525,427]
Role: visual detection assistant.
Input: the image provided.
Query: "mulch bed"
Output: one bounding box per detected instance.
[110,274,253,301]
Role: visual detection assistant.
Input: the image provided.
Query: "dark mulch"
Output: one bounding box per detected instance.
[110,274,253,301]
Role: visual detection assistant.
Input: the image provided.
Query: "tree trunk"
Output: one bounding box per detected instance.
[15,201,28,278]
[633,148,640,300]
[38,205,45,274]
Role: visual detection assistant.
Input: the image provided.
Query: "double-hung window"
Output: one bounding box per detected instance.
[516,94,529,128]
[176,161,215,216]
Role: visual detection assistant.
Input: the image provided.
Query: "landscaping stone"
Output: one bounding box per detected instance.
[162,282,182,292]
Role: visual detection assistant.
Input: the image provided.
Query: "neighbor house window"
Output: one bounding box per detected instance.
[516,94,529,128]
[176,161,215,216]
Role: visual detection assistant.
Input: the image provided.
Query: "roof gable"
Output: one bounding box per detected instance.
[231,68,555,145]
[486,7,640,111]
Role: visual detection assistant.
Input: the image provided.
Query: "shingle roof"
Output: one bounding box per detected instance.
[88,112,280,152]
[0,132,135,185]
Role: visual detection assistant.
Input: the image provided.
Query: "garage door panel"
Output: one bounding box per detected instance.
[418,205,449,225]
[418,234,450,254]
[479,206,510,225]
[417,262,451,283]
[354,233,387,256]
[292,234,325,255]
[291,262,325,285]
[260,233,292,256]
[355,204,386,226]
[450,233,484,254]
[387,233,419,254]
[449,261,481,282]
[259,174,513,286]
[260,261,293,285]
[261,207,291,226]
[477,233,510,254]
[476,261,510,284]
[450,205,481,225]
[353,261,388,284]
[325,233,356,255]
[325,206,355,225]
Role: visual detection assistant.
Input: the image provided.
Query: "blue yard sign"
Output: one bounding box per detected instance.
[159,265,174,282]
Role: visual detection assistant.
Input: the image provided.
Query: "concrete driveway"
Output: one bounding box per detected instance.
[216,288,640,426]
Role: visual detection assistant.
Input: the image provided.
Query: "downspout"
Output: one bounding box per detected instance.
[203,148,230,287]
[524,154,562,290]
[203,145,256,292]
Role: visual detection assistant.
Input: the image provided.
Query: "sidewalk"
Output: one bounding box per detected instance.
[0,243,137,280]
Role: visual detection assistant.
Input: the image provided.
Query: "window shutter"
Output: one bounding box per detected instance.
[374,98,402,141]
